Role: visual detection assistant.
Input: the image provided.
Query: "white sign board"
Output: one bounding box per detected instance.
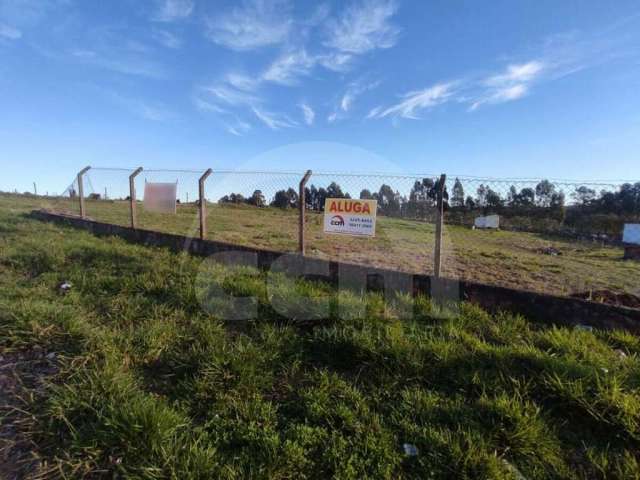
[623,224,640,245]
[144,182,177,214]
[323,198,377,237]
[474,215,500,229]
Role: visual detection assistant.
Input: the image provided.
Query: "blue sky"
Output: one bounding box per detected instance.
[1,0,640,194]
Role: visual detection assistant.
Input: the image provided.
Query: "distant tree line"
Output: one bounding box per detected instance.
[219,182,353,210]
[218,178,640,235]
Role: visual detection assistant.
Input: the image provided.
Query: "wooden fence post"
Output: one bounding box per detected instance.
[129,167,143,229]
[299,170,313,255]
[434,173,447,278]
[76,166,91,218]
[199,169,213,240]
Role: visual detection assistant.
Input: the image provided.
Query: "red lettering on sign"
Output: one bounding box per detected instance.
[327,200,372,215]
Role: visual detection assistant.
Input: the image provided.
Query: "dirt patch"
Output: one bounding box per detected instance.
[571,290,640,309]
[0,349,58,479]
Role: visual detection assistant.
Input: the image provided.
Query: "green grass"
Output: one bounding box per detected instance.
[8,192,639,299]
[1,196,640,478]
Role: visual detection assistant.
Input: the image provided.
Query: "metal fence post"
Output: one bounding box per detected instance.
[299,170,313,255]
[129,167,143,229]
[199,169,213,240]
[76,166,91,218]
[434,173,447,278]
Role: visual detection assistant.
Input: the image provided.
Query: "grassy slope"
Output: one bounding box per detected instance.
[11,193,640,299]
[1,197,640,478]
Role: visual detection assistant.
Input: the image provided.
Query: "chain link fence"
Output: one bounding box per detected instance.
[38,167,640,301]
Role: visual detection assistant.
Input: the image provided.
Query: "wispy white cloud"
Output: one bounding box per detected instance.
[193,85,256,135]
[299,103,315,125]
[193,76,261,114]
[470,61,544,110]
[226,72,260,91]
[469,84,528,111]
[35,26,168,79]
[71,49,96,58]
[323,0,399,54]
[128,102,175,122]
[107,92,176,122]
[340,79,380,111]
[193,96,227,114]
[368,83,454,119]
[368,60,546,119]
[154,0,194,22]
[0,23,21,40]
[194,78,298,133]
[366,18,640,121]
[262,49,316,85]
[78,53,166,78]
[316,52,353,72]
[485,61,544,86]
[152,29,182,49]
[328,79,380,123]
[204,0,399,93]
[252,107,296,129]
[340,93,353,112]
[306,3,331,26]
[205,0,292,51]
[262,49,359,85]
[225,117,252,136]
[200,85,260,113]
[0,0,58,29]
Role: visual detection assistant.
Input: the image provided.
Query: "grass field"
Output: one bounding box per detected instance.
[1,196,640,478]
[16,193,640,300]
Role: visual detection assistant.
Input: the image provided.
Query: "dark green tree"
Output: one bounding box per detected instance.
[271,189,298,208]
[451,178,465,207]
[513,188,535,207]
[465,196,476,209]
[485,188,503,209]
[571,186,596,206]
[359,189,374,200]
[326,182,346,198]
[476,184,488,207]
[377,184,401,216]
[247,190,266,207]
[535,180,555,207]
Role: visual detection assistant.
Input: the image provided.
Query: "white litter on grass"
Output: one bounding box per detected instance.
[59,281,72,293]
[403,443,419,456]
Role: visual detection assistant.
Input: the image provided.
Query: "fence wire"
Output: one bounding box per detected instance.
[82,167,136,226]
[42,168,640,300]
[304,172,442,269]
[42,176,81,216]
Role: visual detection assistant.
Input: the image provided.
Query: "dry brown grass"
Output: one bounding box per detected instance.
[5,193,640,299]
